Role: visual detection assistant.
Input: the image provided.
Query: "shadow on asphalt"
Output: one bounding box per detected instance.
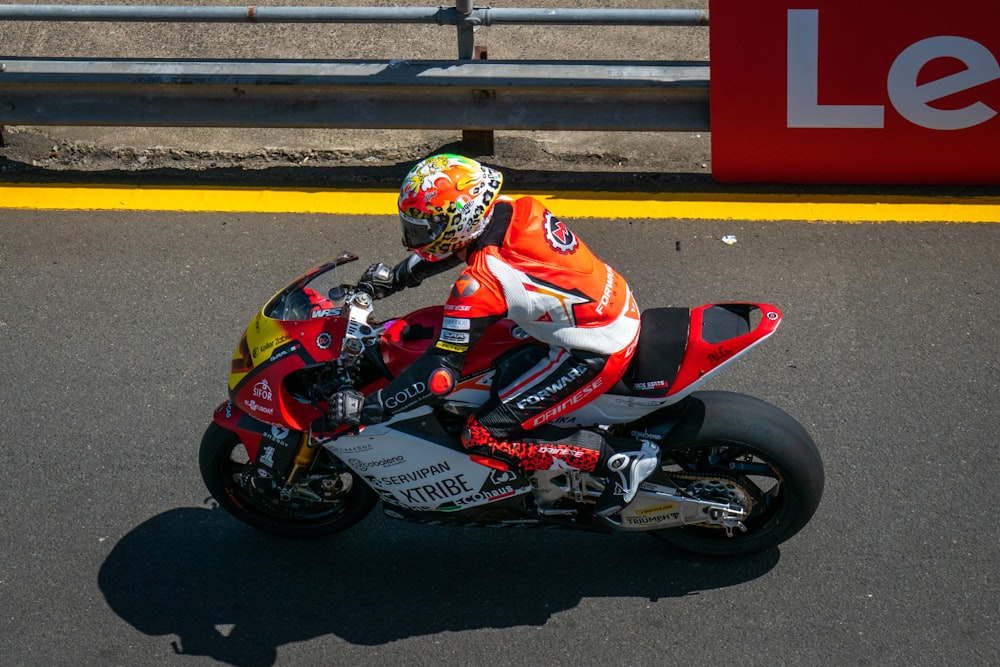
[98,505,779,667]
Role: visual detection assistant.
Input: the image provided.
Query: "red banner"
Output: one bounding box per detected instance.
[710,0,1000,184]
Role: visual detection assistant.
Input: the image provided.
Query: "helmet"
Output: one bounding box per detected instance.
[398,154,504,261]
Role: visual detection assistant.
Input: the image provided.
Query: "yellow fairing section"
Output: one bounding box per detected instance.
[228,311,294,391]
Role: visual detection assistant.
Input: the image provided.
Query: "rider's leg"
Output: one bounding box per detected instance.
[460,343,660,514]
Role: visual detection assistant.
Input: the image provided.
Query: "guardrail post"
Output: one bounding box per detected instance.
[455,0,475,59]
[456,0,495,156]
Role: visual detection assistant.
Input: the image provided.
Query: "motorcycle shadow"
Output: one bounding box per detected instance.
[98,504,779,667]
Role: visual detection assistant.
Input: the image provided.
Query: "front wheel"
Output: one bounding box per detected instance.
[649,391,824,556]
[199,422,378,538]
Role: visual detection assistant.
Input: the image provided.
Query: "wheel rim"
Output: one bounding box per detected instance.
[662,442,785,538]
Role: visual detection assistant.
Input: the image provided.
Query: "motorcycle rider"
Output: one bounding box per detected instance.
[330,154,659,516]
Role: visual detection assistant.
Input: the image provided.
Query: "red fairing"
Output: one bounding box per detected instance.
[668,303,783,397]
[379,306,537,378]
[229,309,350,432]
[212,400,265,460]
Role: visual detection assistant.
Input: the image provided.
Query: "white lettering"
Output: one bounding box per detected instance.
[595,264,615,315]
[888,36,999,130]
[787,9,999,131]
[787,9,884,128]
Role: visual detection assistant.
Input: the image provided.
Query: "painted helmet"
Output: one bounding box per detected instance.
[398,154,504,261]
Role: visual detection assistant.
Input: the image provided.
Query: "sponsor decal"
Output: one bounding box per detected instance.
[515,364,590,410]
[635,503,676,516]
[259,445,276,468]
[336,443,375,454]
[529,376,605,427]
[269,344,300,363]
[633,380,668,391]
[264,425,291,443]
[542,211,578,254]
[451,273,480,298]
[594,264,616,315]
[442,316,471,330]
[253,379,273,403]
[253,334,291,359]
[435,340,468,353]
[365,461,452,487]
[311,307,343,318]
[444,304,472,312]
[382,381,427,410]
[537,445,587,459]
[397,474,475,504]
[630,429,664,441]
[440,329,470,344]
[622,512,680,527]
[316,332,333,349]
[454,485,519,507]
[614,397,666,408]
[245,399,274,415]
[348,455,406,471]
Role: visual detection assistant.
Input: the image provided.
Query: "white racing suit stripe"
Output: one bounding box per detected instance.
[485,255,640,356]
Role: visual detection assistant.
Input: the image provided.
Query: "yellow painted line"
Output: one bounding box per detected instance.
[0,183,998,222]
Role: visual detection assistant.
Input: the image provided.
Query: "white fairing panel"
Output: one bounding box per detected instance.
[441,384,673,428]
[322,408,532,511]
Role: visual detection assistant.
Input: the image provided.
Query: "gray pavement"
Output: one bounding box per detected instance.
[1,208,997,666]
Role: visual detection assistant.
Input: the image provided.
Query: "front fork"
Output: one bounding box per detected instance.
[286,433,320,486]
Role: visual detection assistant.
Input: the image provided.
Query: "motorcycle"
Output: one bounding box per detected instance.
[200,252,824,556]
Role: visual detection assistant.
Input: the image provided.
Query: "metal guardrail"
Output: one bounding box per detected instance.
[0,58,709,131]
[0,4,710,150]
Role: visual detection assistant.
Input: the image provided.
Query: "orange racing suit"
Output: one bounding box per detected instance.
[363,196,641,472]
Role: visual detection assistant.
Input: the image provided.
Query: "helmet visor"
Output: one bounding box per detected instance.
[401,213,439,251]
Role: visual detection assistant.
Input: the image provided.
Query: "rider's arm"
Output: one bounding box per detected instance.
[393,253,464,289]
[361,262,508,424]
[361,313,501,424]
[359,253,464,300]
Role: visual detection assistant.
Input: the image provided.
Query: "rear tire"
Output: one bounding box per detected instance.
[649,391,824,556]
[199,422,377,538]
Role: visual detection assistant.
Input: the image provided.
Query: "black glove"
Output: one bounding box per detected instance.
[357,262,397,300]
[328,388,364,426]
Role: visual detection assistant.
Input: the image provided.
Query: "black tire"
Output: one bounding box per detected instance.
[649,391,824,556]
[199,422,377,538]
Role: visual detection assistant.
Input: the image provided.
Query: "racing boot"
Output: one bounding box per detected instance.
[594,439,661,517]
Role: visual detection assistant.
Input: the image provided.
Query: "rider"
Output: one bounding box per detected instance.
[330,154,659,516]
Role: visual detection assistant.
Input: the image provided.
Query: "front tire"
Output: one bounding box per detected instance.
[199,422,377,538]
[649,391,824,556]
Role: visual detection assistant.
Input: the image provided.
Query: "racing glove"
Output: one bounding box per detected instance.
[328,388,364,426]
[357,262,398,300]
[357,254,463,300]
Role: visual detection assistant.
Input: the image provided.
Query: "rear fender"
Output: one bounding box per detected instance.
[212,400,303,467]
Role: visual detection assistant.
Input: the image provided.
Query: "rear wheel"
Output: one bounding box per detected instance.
[649,391,824,556]
[199,422,377,537]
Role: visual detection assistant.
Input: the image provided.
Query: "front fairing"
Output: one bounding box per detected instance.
[227,253,359,431]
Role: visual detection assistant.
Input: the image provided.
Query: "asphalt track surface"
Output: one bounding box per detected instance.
[1,201,998,667]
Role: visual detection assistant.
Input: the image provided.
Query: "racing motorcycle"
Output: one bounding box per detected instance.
[200,252,824,556]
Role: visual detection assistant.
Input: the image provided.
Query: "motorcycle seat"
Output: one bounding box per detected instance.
[609,307,691,397]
